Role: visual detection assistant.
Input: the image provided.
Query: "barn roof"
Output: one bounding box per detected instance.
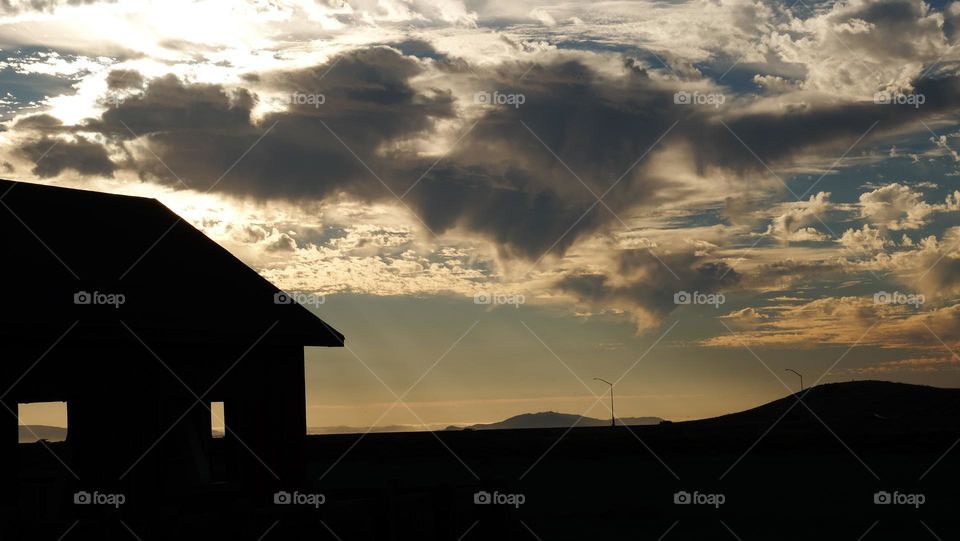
[0,179,343,347]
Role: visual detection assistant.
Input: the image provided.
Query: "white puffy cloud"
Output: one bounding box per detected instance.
[859,183,936,230]
[776,0,951,97]
[765,192,833,241]
[839,224,892,253]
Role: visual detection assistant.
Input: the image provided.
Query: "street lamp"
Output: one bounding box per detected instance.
[593,378,615,427]
[785,368,804,393]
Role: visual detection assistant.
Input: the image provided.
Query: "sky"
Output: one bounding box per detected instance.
[4,0,960,430]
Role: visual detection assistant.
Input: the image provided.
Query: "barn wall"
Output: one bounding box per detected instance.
[224,344,306,497]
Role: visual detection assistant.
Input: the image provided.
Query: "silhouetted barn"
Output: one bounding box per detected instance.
[0,179,343,513]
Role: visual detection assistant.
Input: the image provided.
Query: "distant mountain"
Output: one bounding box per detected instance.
[19,425,67,443]
[446,411,663,431]
[307,424,448,435]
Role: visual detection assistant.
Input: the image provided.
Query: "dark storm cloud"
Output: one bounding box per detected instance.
[26,43,960,260]
[393,58,684,258]
[13,113,63,130]
[692,75,960,179]
[105,69,144,90]
[395,59,960,258]
[97,49,653,259]
[820,0,944,60]
[557,249,740,324]
[17,135,114,178]
[92,74,256,137]
[79,49,454,203]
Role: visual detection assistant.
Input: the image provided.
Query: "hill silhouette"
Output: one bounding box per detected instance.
[17,425,67,443]
[308,424,447,435]
[682,380,960,433]
[446,411,662,431]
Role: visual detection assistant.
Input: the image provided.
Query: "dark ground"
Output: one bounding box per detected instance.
[13,381,960,540]
[306,424,958,540]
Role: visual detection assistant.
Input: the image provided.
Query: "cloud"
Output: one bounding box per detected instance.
[930,133,960,162]
[843,354,960,374]
[0,0,114,15]
[839,224,892,254]
[765,192,832,242]
[2,0,960,343]
[556,248,739,331]
[23,45,960,266]
[719,306,769,321]
[105,69,144,90]
[175,194,496,298]
[830,225,960,300]
[908,228,960,298]
[946,190,960,211]
[266,232,297,252]
[778,0,950,97]
[16,134,114,178]
[740,258,846,291]
[859,183,936,229]
[21,51,672,260]
[752,74,799,95]
[707,297,960,350]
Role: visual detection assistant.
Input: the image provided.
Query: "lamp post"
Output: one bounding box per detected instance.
[593,378,614,427]
[785,369,804,393]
